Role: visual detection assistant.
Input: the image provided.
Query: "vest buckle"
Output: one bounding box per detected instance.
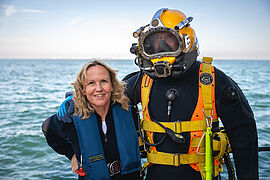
[107,160,121,176]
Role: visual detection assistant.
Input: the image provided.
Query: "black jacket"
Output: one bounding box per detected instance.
[124,61,258,180]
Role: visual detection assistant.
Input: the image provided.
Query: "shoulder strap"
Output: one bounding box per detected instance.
[200,57,214,180]
[201,57,214,119]
[141,74,153,118]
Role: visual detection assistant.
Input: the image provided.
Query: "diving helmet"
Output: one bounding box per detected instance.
[130,8,199,78]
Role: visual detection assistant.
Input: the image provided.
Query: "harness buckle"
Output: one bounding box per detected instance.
[203,108,213,117]
[173,153,181,167]
[107,160,121,176]
[139,119,149,152]
[175,120,181,133]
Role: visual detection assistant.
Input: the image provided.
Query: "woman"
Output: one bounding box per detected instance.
[42,60,142,179]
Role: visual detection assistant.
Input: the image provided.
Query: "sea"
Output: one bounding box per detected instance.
[0,59,269,180]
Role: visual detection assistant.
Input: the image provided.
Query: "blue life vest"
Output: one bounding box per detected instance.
[73,103,141,179]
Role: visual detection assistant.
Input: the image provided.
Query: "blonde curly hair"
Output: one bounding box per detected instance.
[72,60,129,119]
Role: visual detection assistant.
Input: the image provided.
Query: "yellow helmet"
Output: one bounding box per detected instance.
[131,8,199,78]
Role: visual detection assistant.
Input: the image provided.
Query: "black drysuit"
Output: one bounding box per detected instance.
[123,61,258,180]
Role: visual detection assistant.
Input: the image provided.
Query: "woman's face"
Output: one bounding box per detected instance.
[84,65,113,111]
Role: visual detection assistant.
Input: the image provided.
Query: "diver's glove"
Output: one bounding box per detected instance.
[57,92,74,123]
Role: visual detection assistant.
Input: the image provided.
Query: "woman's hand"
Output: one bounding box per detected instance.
[71,154,78,173]
[57,94,74,123]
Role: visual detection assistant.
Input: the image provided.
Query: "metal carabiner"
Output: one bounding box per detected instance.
[203,108,213,127]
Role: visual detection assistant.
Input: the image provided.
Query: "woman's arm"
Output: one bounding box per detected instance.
[42,114,75,160]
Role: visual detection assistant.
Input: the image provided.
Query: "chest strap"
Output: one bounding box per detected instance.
[147,151,205,166]
[146,133,226,166]
[141,118,218,133]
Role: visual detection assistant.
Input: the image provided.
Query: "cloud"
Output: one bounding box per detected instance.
[3,5,47,17]
[68,17,82,25]
[5,5,16,17]
[19,9,47,14]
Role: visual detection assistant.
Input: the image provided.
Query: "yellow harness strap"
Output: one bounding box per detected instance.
[147,151,205,166]
[140,58,227,178]
[141,74,156,148]
[141,118,218,133]
[198,57,215,179]
[201,57,214,120]
[141,74,153,119]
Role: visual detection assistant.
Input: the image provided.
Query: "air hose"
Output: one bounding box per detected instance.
[131,68,185,146]
[131,69,167,146]
[223,151,236,180]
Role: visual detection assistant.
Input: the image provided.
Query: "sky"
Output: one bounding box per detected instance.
[0,0,269,60]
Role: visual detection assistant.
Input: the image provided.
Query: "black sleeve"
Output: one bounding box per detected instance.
[123,71,143,132]
[215,68,258,180]
[42,114,75,160]
[122,71,142,105]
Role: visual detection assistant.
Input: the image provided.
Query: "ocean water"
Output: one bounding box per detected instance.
[0,59,269,179]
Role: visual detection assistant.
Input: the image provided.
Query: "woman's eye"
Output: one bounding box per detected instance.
[101,80,107,83]
[88,81,94,85]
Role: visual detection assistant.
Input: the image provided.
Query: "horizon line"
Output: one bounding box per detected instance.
[0,58,269,61]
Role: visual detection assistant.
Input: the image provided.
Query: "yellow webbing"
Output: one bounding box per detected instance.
[146,132,228,167]
[141,118,218,133]
[147,151,205,166]
[201,57,213,119]
[141,74,153,118]
[141,74,155,145]
[200,57,214,180]
[213,132,229,160]
[140,59,227,177]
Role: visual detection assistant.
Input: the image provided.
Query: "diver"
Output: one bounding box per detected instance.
[125,8,258,179]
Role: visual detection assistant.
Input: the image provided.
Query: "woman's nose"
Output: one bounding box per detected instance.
[95,83,103,91]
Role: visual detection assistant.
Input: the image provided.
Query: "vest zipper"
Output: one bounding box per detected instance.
[104,133,108,143]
